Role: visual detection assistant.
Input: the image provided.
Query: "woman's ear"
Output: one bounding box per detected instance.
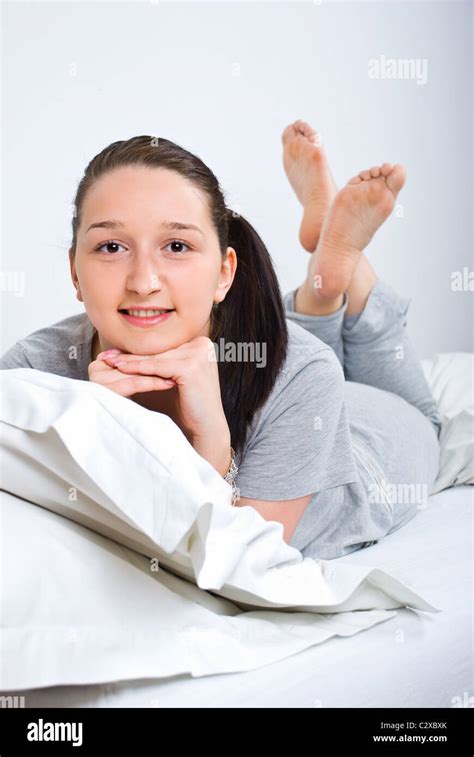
[215,247,237,304]
[69,249,83,303]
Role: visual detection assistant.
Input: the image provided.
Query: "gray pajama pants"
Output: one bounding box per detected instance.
[285,278,442,558]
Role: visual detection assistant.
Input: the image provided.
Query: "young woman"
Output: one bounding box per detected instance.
[0,121,441,560]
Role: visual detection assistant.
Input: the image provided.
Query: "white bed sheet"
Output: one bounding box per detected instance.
[18,484,473,709]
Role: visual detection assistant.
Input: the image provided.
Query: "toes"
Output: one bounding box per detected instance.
[354,163,404,193]
[348,175,363,185]
[380,162,394,177]
[309,131,323,147]
[293,119,317,139]
[292,119,306,135]
[385,164,407,196]
[282,120,306,144]
[281,124,295,145]
[282,120,318,145]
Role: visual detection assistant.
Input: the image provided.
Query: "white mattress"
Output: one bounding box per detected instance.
[19,484,473,708]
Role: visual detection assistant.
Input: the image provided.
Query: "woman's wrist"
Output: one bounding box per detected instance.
[192,427,232,477]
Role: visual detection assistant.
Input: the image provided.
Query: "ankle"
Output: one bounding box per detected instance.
[344,254,378,316]
[294,279,344,316]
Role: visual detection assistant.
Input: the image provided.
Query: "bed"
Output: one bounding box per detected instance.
[0,352,472,708]
[6,483,473,709]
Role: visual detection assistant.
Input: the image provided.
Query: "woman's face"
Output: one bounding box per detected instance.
[70,166,237,358]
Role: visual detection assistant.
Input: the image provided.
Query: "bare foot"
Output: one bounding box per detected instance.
[308,163,407,300]
[282,119,337,253]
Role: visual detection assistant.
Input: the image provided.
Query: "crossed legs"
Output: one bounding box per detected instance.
[281,119,441,434]
[281,118,406,317]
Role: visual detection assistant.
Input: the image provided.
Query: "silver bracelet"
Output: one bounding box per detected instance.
[223,446,239,506]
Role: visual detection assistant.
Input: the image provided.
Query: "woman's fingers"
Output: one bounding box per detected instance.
[97,349,122,360]
[107,375,175,397]
[88,355,175,397]
[90,369,174,396]
[110,361,177,388]
[90,354,124,373]
[110,358,173,380]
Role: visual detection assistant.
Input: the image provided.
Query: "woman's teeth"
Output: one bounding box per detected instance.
[125,309,169,317]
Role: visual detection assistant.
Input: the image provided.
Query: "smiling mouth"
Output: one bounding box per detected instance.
[118,308,174,315]
[118,309,175,327]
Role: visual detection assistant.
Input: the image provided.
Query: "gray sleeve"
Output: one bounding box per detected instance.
[0,341,33,370]
[235,347,360,501]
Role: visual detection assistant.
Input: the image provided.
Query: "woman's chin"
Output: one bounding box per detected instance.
[121,336,181,356]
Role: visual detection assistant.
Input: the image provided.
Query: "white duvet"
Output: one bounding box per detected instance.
[0,354,471,690]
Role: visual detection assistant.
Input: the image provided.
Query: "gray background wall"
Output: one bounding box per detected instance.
[2,0,472,359]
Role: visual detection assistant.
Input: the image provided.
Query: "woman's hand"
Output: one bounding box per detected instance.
[88,348,176,398]
[101,337,232,475]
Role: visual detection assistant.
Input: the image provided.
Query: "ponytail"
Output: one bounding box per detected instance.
[211,210,289,455]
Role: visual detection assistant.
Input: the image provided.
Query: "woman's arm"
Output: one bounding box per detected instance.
[236,493,314,544]
[194,426,315,543]
[192,429,232,477]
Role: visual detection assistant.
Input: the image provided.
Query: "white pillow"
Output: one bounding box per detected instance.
[1,487,402,691]
[0,368,438,689]
[421,352,474,492]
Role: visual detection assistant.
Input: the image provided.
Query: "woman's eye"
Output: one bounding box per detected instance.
[164,240,190,255]
[94,240,190,255]
[95,240,126,254]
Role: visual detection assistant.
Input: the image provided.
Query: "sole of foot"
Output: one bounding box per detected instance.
[308,162,407,301]
[281,118,338,253]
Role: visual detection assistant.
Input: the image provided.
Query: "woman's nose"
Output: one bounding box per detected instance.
[126,260,164,294]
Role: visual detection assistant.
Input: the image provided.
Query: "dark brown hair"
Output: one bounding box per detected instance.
[69,136,289,455]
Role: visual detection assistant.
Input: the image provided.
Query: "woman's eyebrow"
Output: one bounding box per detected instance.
[85,219,204,237]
